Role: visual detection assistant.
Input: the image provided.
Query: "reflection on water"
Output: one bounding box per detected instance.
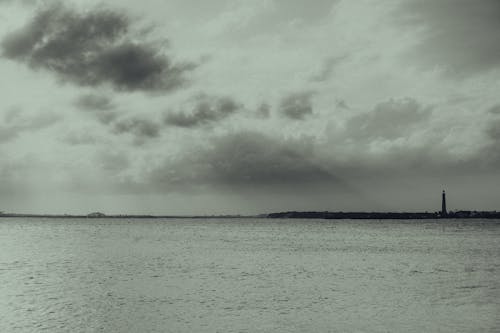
[0,218,499,332]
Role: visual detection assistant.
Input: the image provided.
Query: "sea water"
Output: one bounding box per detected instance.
[0,218,499,332]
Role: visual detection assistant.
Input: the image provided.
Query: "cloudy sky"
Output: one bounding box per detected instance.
[0,0,499,215]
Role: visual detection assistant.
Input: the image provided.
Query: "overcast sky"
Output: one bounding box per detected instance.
[0,0,499,215]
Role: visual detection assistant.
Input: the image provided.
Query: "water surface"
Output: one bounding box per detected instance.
[0,218,499,332]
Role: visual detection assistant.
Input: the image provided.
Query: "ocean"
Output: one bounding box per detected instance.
[0,218,499,332]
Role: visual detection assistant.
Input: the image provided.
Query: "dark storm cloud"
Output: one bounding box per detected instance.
[148,131,339,191]
[1,3,195,92]
[0,109,60,143]
[345,98,431,141]
[479,120,500,168]
[202,132,334,186]
[108,122,498,199]
[140,124,470,196]
[113,117,161,139]
[75,94,163,141]
[398,0,500,77]
[165,95,241,128]
[74,94,118,124]
[279,92,314,120]
[488,105,500,115]
[487,120,500,141]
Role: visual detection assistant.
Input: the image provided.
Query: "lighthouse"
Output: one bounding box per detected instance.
[441,190,447,216]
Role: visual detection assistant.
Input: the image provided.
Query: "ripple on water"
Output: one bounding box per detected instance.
[0,218,499,332]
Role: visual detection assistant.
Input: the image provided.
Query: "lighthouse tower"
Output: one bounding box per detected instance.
[441,190,447,216]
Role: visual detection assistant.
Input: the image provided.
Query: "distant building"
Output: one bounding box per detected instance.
[441,190,447,216]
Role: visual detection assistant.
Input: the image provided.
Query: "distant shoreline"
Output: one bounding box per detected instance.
[267,211,500,219]
[1,211,499,219]
[0,214,252,219]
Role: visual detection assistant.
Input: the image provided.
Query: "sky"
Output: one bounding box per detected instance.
[0,0,499,215]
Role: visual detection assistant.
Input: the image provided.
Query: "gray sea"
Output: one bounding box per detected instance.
[0,218,499,332]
